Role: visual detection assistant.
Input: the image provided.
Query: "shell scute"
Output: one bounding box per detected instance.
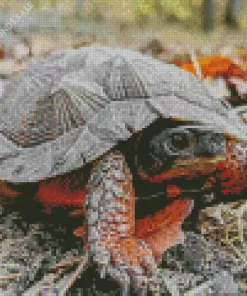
[0,46,245,182]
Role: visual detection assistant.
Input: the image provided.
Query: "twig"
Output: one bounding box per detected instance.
[22,271,63,296]
[49,256,83,271]
[0,273,23,281]
[184,278,213,296]
[224,239,247,265]
[57,255,89,295]
[190,50,203,81]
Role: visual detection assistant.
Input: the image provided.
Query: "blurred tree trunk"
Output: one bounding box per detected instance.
[75,0,84,19]
[203,0,215,32]
[226,0,243,28]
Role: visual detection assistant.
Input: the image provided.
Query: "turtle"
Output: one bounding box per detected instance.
[0,46,247,294]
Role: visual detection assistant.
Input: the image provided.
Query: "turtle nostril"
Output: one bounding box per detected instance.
[196,132,226,157]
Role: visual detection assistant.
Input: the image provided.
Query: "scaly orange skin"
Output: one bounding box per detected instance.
[35,140,247,252]
[1,138,247,260]
[2,55,247,258]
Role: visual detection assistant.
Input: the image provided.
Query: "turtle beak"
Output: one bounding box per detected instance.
[171,154,226,178]
[142,154,226,183]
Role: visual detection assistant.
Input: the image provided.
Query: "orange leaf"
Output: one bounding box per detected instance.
[174,55,247,80]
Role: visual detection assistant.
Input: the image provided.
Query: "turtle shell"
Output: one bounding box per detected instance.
[0,46,246,183]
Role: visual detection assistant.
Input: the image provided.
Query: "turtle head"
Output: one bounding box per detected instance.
[135,124,227,181]
[135,121,247,202]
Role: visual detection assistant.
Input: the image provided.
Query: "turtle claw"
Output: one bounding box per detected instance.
[86,237,170,296]
[106,265,131,295]
[134,275,148,296]
[149,272,165,296]
[92,249,111,278]
[131,267,148,293]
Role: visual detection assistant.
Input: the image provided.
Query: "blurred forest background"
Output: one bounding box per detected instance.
[0,0,245,31]
[0,0,246,54]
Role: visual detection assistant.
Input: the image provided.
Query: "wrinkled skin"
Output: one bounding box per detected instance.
[1,131,247,293]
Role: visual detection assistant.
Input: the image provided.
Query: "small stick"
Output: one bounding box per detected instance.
[22,271,62,296]
[184,278,213,296]
[190,50,203,81]
[224,240,247,265]
[0,273,23,281]
[49,256,83,271]
[58,256,89,295]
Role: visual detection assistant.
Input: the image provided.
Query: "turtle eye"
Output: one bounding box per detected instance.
[165,130,195,156]
[170,133,191,151]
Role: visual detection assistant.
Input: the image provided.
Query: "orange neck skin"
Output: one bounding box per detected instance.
[138,155,225,183]
[0,180,22,204]
[137,155,228,200]
[36,170,88,214]
[139,139,247,200]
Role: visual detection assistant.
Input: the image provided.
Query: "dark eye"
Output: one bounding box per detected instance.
[170,133,191,150]
[165,130,194,156]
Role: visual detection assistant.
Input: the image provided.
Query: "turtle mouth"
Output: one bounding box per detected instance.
[171,154,226,177]
[138,155,226,183]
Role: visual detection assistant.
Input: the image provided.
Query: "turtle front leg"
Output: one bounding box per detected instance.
[84,151,165,294]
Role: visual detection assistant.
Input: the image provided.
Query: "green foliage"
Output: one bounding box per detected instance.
[132,0,156,18]
[31,0,60,9]
[238,3,247,29]
[88,0,195,24]
[155,0,193,21]
[86,0,195,26]
[3,0,247,31]
[31,0,71,10]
